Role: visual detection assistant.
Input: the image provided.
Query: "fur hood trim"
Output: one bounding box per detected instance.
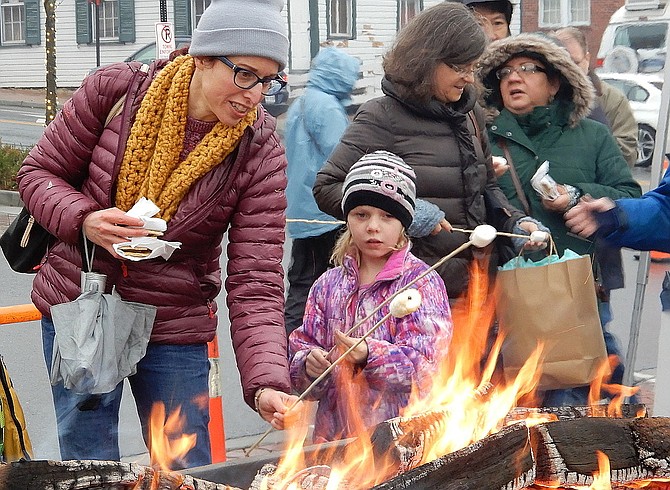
[477,33,595,127]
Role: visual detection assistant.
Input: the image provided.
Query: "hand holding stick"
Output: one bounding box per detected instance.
[243,289,423,456]
[243,225,498,457]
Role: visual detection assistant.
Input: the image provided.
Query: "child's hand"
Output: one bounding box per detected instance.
[333,330,369,365]
[306,348,331,379]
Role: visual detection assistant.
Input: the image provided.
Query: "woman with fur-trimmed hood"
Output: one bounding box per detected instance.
[477,33,641,406]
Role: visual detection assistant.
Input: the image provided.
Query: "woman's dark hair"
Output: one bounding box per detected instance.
[383,2,487,103]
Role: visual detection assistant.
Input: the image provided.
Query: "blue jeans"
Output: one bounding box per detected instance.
[42,317,212,469]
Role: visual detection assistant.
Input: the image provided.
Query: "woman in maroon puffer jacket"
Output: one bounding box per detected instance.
[16,0,298,469]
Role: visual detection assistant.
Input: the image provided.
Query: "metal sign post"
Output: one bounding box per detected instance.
[623,24,670,392]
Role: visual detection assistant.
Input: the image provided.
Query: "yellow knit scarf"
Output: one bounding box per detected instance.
[115,55,257,221]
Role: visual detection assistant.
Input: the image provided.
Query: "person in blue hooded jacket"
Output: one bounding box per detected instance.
[565,168,670,253]
[284,47,361,335]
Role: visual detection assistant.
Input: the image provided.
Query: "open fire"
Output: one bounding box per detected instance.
[237,260,660,490]
[1,259,665,490]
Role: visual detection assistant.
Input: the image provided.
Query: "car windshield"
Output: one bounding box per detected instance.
[614,22,667,72]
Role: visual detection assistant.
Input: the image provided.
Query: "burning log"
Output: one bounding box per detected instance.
[0,459,240,490]
[505,403,647,424]
[371,416,670,490]
[371,422,534,490]
[530,417,670,487]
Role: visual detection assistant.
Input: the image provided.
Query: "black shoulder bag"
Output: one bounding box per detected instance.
[0,208,51,273]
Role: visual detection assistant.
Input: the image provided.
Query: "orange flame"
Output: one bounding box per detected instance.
[590,450,612,490]
[267,257,643,489]
[147,402,197,471]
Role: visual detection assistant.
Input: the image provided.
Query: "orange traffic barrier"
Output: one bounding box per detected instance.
[207,334,227,462]
[0,303,41,325]
[0,303,227,462]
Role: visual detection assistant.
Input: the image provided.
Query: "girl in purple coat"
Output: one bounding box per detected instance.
[289,151,453,443]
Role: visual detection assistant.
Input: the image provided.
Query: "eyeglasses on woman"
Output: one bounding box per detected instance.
[495,62,547,81]
[446,62,478,77]
[217,56,287,96]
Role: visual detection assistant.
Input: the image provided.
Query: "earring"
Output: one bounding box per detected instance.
[548,94,555,104]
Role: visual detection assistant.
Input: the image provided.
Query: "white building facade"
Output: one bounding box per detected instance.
[0,0,519,100]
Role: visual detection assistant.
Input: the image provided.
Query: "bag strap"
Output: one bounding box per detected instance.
[499,140,532,216]
[104,94,127,127]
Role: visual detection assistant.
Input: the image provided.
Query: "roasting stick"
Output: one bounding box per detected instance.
[334,227,547,346]
[451,227,550,243]
[243,289,423,457]
[243,224,503,457]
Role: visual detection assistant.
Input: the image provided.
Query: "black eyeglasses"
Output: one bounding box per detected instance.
[495,62,547,80]
[217,56,286,96]
[447,62,478,77]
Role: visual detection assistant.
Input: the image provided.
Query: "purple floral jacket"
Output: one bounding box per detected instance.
[288,246,453,442]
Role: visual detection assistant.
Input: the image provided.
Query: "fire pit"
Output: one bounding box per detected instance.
[1,405,665,489]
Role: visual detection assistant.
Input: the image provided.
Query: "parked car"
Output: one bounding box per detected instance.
[126,38,290,117]
[599,72,665,167]
[263,71,290,117]
[124,37,193,64]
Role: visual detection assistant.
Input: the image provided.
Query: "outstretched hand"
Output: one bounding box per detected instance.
[431,218,452,235]
[256,388,301,430]
[564,196,616,238]
[516,220,549,251]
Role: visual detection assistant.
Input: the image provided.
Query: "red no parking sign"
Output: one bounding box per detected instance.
[155,22,176,60]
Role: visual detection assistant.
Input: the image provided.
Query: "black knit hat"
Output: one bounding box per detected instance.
[342,151,416,229]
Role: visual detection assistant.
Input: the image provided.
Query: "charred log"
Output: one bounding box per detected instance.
[530,417,670,487]
[506,404,647,424]
[371,416,670,490]
[371,423,534,490]
[0,459,240,490]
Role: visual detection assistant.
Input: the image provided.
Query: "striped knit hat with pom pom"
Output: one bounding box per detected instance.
[342,150,416,229]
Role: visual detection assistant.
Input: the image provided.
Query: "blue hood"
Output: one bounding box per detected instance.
[307,47,360,101]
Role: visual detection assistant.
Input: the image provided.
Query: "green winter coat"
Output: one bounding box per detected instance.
[488,102,641,256]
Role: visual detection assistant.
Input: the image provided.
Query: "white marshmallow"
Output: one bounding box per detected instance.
[530,230,549,243]
[470,224,497,248]
[492,156,508,167]
[389,289,422,318]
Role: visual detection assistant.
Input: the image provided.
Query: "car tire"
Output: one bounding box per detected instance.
[636,124,655,167]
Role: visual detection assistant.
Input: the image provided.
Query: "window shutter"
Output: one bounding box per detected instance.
[24,0,41,45]
[173,0,191,36]
[118,0,135,43]
[75,0,92,44]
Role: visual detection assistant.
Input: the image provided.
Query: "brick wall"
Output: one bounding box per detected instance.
[519,0,625,69]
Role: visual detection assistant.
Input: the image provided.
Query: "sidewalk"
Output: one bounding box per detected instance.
[0,87,75,110]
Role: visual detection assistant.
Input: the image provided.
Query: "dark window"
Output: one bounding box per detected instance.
[328,0,355,39]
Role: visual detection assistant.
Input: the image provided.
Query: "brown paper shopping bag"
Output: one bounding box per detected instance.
[494,251,608,391]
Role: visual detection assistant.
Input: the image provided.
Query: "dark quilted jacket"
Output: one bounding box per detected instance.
[17,60,291,406]
[314,78,525,299]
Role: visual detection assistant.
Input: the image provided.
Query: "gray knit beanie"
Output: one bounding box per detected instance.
[342,151,417,230]
[189,0,289,71]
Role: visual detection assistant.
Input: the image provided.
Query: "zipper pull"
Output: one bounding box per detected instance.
[207,300,215,319]
[120,262,128,278]
[20,216,35,248]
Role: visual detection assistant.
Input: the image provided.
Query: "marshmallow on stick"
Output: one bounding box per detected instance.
[530,230,549,243]
[469,224,497,248]
[389,289,422,318]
